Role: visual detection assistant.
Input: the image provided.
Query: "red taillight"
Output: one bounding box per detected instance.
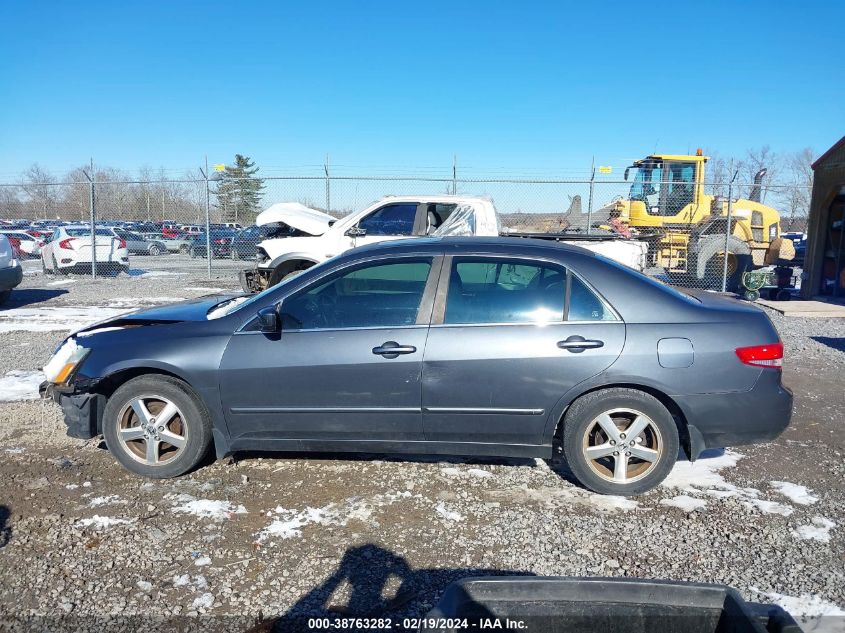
[59,238,76,250]
[118,238,126,249]
[735,342,783,368]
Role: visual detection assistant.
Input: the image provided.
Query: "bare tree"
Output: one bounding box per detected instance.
[20,163,58,219]
[776,147,814,232]
[738,146,782,203]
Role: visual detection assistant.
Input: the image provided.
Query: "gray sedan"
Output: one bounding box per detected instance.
[41,237,792,495]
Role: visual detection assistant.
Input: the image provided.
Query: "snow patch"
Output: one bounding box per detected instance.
[89,495,125,508]
[0,306,128,333]
[257,491,414,542]
[207,296,250,320]
[441,466,495,479]
[793,517,836,543]
[76,515,133,529]
[660,495,707,512]
[661,450,743,493]
[194,556,212,567]
[4,447,25,454]
[467,468,494,479]
[750,587,845,622]
[48,279,76,286]
[742,498,794,516]
[169,495,247,520]
[106,297,184,308]
[770,481,819,505]
[434,501,464,522]
[0,370,46,402]
[191,593,214,610]
[128,269,187,278]
[136,580,152,592]
[65,484,79,490]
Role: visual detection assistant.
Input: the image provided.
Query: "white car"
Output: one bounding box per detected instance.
[41,225,130,274]
[0,230,44,258]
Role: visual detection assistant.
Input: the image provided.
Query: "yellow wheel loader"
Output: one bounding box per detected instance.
[601,150,794,292]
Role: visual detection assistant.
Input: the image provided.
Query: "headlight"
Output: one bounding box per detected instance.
[43,339,90,385]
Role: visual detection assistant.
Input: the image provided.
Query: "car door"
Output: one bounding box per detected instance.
[219,255,441,444]
[421,255,625,447]
[348,202,428,250]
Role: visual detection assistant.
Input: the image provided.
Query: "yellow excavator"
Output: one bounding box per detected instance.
[600,150,794,293]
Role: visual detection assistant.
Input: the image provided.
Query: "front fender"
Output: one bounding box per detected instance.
[267,252,322,270]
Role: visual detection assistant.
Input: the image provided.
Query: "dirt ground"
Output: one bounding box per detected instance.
[0,261,843,632]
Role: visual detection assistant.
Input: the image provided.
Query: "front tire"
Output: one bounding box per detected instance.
[561,388,679,496]
[149,245,162,256]
[103,375,213,478]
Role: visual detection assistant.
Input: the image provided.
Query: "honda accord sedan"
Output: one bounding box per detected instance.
[41,237,792,495]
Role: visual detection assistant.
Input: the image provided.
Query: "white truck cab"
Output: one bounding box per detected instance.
[240,195,646,292]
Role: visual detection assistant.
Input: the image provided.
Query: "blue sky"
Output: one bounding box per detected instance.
[0,1,842,180]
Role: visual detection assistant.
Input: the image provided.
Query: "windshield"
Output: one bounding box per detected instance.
[628,161,662,206]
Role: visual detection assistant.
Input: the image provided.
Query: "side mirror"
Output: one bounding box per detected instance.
[624,167,630,181]
[257,306,279,333]
[345,226,366,238]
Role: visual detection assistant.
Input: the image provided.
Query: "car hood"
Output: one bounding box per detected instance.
[72,293,245,336]
[256,202,335,236]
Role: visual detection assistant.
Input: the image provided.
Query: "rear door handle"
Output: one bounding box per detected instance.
[558,335,604,353]
[372,341,417,359]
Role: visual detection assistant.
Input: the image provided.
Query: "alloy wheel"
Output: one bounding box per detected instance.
[581,408,662,484]
[116,394,188,466]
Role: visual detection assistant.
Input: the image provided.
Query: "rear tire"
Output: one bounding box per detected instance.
[561,388,679,496]
[149,245,162,256]
[179,245,190,254]
[103,375,213,478]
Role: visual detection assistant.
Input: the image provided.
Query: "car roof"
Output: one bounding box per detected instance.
[339,236,598,260]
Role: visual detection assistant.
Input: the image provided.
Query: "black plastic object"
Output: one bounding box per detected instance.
[420,577,800,633]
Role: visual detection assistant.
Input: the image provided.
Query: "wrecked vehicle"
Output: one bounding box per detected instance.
[239,196,649,292]
[42,237,791,496]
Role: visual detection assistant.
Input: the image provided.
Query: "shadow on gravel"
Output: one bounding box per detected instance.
[259,543,531,632]
[229,450,537,469]
[0,505,11,548]
[3,288,68,308]
[811,336,845,354]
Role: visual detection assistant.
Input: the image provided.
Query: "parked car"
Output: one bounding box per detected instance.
[40,225,129,274]
[189,230,236,258]
[229,225,267,259]
[782,232,806,266]
[0,230,44,258]
[42,237,792,495]
[101,226,167,256]
[141,232,194,254]
[0,234,23,305]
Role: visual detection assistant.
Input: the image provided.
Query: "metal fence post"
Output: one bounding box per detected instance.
[203,158,212,278]
[586,157,595,235]
[721,164,739,292]
[82,159,97,280]
[325,154,331,212]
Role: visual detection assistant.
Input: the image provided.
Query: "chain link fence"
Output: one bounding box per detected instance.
[0,174,810,297]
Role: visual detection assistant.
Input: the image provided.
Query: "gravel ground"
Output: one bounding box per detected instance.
[0,260,843,632]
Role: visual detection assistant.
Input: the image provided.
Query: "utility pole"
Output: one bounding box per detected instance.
[586,157,596,235]
[452,155,457,195]
[82,158,97,280]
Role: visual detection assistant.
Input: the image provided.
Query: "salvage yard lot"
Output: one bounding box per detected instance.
[0,265,843,631]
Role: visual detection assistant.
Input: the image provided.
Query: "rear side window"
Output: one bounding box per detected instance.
[444,259,566,324]
[443,258,617,324]
[281,259,432,330]
[358,204,418,236]
[567,275,616,321]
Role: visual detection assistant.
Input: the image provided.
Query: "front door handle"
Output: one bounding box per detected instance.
[372,341,417,359]
[558,335,604,353]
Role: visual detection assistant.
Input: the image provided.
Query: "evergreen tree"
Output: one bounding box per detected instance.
[215,154,265,223]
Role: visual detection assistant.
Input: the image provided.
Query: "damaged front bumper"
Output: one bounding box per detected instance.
[40,381,105,440]
[239,267,271,293]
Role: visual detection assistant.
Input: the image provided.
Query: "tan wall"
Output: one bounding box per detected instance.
[803,159,845,298]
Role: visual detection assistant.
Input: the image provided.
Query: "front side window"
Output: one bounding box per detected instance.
[357,203,418,236]
[281,259,432,330]
[444,259,566,324]
[629,161,663,209]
